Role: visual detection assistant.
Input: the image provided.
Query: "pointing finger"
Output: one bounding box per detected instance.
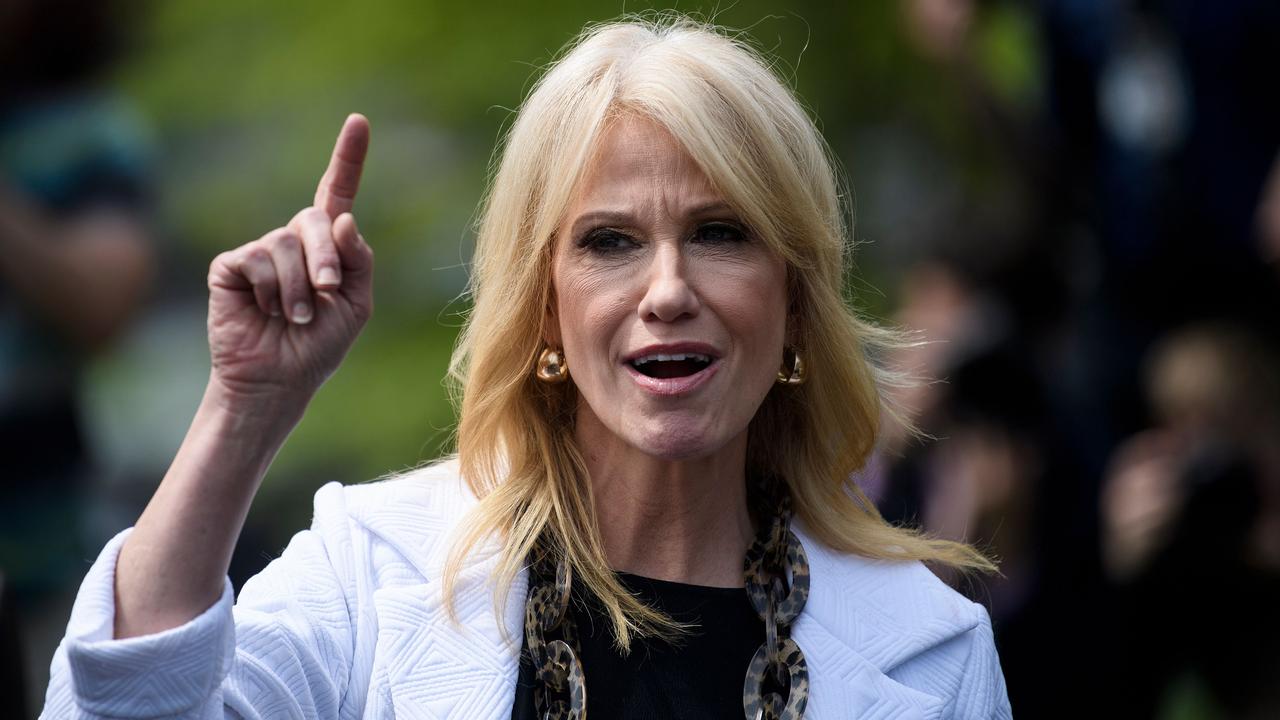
[314,113,370,218]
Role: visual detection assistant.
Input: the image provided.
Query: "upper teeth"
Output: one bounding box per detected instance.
[632,353,711,366]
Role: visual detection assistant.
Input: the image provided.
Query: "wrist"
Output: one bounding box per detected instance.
[198,376,309,454]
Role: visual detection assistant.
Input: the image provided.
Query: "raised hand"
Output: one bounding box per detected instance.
[112,115,375,640]
[205,114,373,407]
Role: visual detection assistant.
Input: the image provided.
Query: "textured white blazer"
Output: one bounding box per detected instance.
[41,460,1012,719]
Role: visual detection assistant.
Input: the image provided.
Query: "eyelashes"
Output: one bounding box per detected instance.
[577,228,638,253]
[692,222,748,244]
[576,221,750,255]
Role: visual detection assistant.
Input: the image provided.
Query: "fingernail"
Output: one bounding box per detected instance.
[292,303,313,324]
[317,267,339,286]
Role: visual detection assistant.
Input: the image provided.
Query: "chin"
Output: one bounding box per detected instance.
[626,417,729,461]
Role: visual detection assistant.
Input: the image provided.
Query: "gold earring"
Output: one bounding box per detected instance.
[776,347,805,385]
[535,347,569,383]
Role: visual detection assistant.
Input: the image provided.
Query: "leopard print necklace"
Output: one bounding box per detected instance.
[522,480,811,720]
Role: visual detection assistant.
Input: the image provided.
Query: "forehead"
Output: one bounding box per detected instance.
[569,113,720,209]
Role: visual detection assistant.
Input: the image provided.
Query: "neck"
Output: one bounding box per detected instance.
[575,409,755,588]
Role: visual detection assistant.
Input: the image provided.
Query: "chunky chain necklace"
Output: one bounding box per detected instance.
[522,480,811,720]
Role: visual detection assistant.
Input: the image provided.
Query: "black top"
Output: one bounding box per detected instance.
[511,572,765,719]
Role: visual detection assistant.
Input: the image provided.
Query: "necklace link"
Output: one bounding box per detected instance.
[525,552,586,719]
[742,479,810,720]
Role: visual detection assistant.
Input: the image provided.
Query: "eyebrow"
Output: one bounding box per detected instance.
[568,200,737,237]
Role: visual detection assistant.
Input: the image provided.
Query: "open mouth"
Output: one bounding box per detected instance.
[629,353,713,379]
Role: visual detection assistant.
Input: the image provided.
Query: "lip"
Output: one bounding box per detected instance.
[622,341,721,364]
[622,342,722,396]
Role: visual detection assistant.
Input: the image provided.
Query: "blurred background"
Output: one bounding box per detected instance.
[2,0,1278,716]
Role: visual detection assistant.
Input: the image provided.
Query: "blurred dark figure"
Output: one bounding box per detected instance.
[884,0,1280,715]
[875,256,1091,719]
[1100,325,1280,718]
[0,0,154,713]
[1041,0,1280,476]
[1036,1,1280,715]
[865,3,1096,716]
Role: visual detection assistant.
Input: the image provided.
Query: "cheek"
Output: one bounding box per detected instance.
[756,260,790,342]
[700,258,788,349]
[554,267,632,365]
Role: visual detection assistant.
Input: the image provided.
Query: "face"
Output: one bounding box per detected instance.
[550,114,789,460]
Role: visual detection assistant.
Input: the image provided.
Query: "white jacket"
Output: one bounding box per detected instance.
[41,460,1012,719]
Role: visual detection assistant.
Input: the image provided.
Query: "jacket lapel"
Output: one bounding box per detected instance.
[372,558,527,719]
[792,524,949,719]
[349,466,527,719]
[794,618,945,719]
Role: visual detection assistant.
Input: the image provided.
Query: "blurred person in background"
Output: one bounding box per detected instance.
[1040,2,1280,713]
[869,0,1280,716]
[868,2,1087,715]
[0,0,154,714]
[1258,155,1280,274]
[874,254,1090,718]
[1040,0,1280,470]
[1101,324,1280,718]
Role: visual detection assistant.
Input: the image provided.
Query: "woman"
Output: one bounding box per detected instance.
[42,17,1011,719]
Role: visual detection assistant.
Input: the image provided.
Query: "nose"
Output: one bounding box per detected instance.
[637,242,700,322]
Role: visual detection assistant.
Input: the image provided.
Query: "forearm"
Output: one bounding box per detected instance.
[113,379,307,639]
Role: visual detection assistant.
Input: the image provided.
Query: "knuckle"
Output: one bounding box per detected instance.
[269,229,299,252]
[244,246,272,265]
[259,226,290,244]
[297,206,327,225]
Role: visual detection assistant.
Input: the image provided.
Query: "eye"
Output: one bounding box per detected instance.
[578,228,639,254]
[693,222,747,244]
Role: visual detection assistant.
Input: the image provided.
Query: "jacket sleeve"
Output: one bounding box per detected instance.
[948,605,1013,719]
[41,482,358,719]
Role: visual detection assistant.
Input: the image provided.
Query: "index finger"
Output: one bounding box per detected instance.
[314,113,370,218]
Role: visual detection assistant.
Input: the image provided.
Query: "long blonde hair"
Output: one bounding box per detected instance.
[444,14,996,650]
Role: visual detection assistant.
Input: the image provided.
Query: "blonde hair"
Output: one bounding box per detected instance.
[444,14,996,649]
